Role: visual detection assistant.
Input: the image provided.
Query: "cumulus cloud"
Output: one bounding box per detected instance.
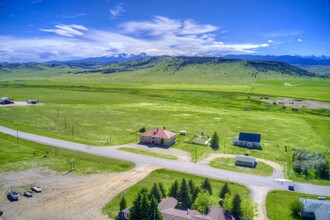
[40,24,88,37]
[32,0,42,4]
[298,38,303,42]
[1,16,269,62]
[268,40,274,43]
[110,3,125,18]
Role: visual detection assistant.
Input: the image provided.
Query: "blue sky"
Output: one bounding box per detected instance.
[0,0,329,62]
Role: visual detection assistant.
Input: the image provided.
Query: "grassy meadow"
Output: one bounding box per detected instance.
[0,65,329,183]
[102,169,250,218]
[0,132,134,174]
[119,147,177,160]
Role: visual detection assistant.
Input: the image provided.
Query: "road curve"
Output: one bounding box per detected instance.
[1,126,329,196]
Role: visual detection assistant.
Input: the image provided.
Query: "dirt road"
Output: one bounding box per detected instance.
[0,166,157,220]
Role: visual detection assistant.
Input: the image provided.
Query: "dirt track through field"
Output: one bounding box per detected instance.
[0,166,157,220]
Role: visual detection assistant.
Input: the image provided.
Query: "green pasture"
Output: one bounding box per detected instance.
[0,132,134,174]
[210,157,274,176]
[266,190,330,220]
[102,169,250,218]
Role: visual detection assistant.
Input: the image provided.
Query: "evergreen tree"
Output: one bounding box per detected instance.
[219,182,230,206]
[149,182,162,203]
[201,178,213,195]
[149,196,163,220]
[158,182,167,199]
[117,197,127,220]
[188,180,195,198]
[129,192,143,220]
[232,193,242,220]
[169,179,179,198]
[119,197,127,211]
[139,193,151,219]
[241,199,258,220]
[210,132,219,150]
[223,192,233,212]
[178,178,192,209]
[192,186,201,202]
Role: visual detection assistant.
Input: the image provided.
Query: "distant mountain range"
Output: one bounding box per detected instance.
[224,55,330,65]
[52,52,149,64]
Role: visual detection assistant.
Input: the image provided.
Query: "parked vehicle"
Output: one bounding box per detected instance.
[288,185,295,191]
[0,207,3,216]
[7,190,19,201]
[31,186,42,193]
[23,191,33,197]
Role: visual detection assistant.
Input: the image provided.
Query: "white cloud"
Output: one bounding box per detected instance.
[110,3,125,18]
[268,40,274,43]
[298,38,303,42]
[56,13,86,19]
[40,24,88,37]
[263,31,301,38]
[1,17,269,62]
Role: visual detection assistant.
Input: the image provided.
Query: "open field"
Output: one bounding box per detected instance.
[0,132,134,174]
[210,157,274,176]
[266,190,330,220]
[102,169,250,219]
[0,67,329,184]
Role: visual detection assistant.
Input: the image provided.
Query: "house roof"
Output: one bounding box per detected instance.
[235,156,256,164]
[300,198,330,219]
[141,128,176,139]
[315,204,330,220]
[207,207,235,220]
[159,197,178,210]
[238,132,261,142]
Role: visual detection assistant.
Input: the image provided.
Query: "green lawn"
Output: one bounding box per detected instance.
[266,190,330,220]
[119,147,177,160]
[0,74,329,184]
[210,157,274,176]
[102,169,250,219]
[0,132,134,174]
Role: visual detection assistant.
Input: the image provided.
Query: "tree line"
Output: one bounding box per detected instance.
[118,178,257,220]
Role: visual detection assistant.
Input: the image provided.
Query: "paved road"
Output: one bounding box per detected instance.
[1,126,329,196]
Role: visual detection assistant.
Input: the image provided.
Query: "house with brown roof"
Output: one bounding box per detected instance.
[122,197,235,220]
[140,128,176,147]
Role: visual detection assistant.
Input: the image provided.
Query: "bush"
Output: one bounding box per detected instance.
[290,200,303,218]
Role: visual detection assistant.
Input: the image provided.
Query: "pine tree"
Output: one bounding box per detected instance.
[210,132,219,150]
[119,197,127,211]
[129,192,143,220]
[149,196,163,220]
[139,193,151,219]
[169,179,179,198]
[201,178,213,195]
[232,193,242,220]
[192,186,201,202]
[193,191,211,213]
[149,182,162,203]
[188,180,195,198]
[158,182,167,199]
[219,182,230,207]
[178,178,192,209]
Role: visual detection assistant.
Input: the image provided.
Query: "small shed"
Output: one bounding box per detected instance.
[235,155,257,168]
[179,130,187,135]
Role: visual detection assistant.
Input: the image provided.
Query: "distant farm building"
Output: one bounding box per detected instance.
[233,132,261,149]
[235,156,257,168]
[0,97,14,105]
[300,198,330,220]
[140,128,176,147]
[26,100,39,104]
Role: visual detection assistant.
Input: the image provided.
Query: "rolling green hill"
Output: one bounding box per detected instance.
[74,56,321,85]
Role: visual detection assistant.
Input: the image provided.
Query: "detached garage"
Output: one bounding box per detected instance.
[235,156,257,168]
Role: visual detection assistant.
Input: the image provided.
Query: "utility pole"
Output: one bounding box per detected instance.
[72,124,74,137]
[64,116,67,129]
[224,140,226,154]
[195,145,197,163]
[57,108,59,118]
